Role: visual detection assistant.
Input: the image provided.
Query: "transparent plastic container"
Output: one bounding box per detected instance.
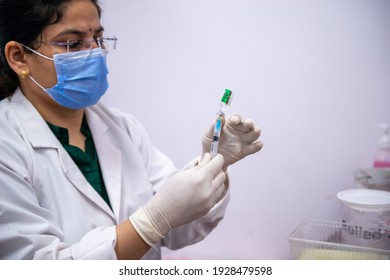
[288,220,390,260]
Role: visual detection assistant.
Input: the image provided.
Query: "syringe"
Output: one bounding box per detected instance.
[210,88,234,157]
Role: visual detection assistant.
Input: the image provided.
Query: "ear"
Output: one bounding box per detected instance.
[4,41,30,79]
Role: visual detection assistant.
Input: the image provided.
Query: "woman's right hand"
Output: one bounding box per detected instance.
[129,153,226,246]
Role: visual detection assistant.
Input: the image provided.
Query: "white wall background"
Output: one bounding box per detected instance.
[99,0,390,259]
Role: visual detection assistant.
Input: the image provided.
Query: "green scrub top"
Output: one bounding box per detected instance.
[46,116,112,208]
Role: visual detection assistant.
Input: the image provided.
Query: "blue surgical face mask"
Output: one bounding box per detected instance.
[23,46,109,110]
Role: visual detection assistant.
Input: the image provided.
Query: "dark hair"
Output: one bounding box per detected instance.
[0,0,102,100]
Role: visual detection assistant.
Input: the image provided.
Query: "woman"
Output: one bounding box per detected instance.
[0,0,262,259]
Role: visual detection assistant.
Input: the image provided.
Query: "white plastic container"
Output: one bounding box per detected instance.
[337,189,390,249]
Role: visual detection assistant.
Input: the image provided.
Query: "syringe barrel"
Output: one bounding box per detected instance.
[210,118,222,157]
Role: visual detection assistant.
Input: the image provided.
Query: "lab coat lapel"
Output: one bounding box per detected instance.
[85,109,123,222]
[11,90,116,220]
[57,149,115,218]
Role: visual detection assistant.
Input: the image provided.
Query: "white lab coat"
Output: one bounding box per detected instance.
[0,89,229,260]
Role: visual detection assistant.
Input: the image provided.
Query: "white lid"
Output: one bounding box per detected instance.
[337,189,390,211]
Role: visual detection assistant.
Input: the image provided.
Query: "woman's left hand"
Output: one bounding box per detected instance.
[202,113,263,168]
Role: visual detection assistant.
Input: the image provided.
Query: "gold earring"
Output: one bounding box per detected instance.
[21,70,28,79]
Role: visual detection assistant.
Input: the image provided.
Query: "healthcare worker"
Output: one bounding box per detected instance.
[0,0,262,260]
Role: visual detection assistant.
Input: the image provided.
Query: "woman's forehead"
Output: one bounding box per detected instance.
[42,0,103,40]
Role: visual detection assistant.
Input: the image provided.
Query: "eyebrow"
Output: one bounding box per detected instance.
[54,26,105,39]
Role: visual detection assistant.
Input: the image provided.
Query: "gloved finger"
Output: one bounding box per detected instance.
[203,123,216,141]
[238,126,262,144]
[212,170,226,189]
[215,183,226,202]
[200,153,224,176]
[243,119,255,130]
[227,115,256,134]
[241,141,263,156]
[198,152,211,167]
[218,115,226,126]
[227,113,242,126]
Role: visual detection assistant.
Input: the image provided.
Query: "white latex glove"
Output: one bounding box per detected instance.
[202,113,263,168]
[130,153,226,246]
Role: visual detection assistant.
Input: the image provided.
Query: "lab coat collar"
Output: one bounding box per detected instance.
[10,89,61,149]
[10,89,117,221]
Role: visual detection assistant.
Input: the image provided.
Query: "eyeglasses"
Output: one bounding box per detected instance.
[40,36,118,53]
